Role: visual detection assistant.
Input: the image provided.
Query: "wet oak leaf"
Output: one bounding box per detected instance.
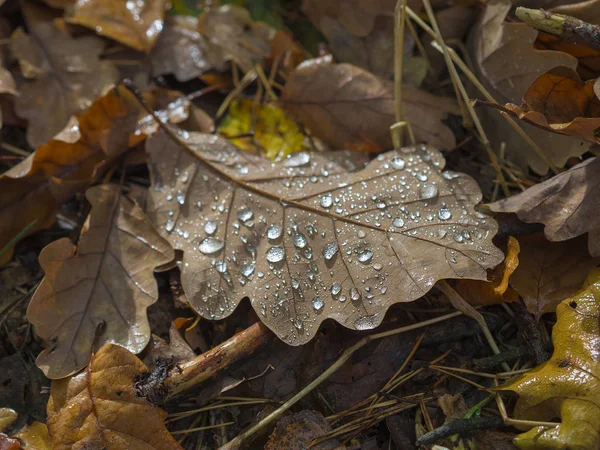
[0,87,141,265]
[145,131,503,345]
[66,0,169,52]
[47,344,182,449]
[14,422,51,450]
[11,9,118,148]
[27,184,174,379]
[488,156,600,257]
[498,268,600,450]
[281,62,459,152]
[509,234,600,319]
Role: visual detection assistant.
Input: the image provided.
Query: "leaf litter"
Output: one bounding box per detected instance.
[2,0,600,449]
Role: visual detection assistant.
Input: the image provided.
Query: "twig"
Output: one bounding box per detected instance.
[418,415,505,445]
[516,7,600,51]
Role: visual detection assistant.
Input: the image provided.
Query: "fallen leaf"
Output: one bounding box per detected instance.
[488,156,600,257]
[27,184,174,379]
[455,236,520,306]
[509,234,600,319]
[218,98,306,160]
[470,0,588,174]
[197,5,276,72]
[0,62,17,131]
[0,410,17,433]
[265,410,339,450]
[143,323,196,368]
[535,32,600,81]
[14,422,51,450]
[47,344,182,449]
[11,2,118,148]
[0,86,140,265]
[66,0,169,52]
[489,67,600,144]
[150,16,228,82]
[498,268,600,450]
[281,61,459,152]
[0,435,19,450]
[145,130,503,345]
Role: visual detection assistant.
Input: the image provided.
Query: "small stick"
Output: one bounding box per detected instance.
[517,7,600,51]
[418,415,505,445]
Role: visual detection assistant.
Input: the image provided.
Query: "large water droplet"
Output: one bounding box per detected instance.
[420,184,438,199]
[284,152,311,167]
[438,206,452,221]
[312,295,324,311]
[267,224,282,240]
[391,157,406,170]
[322,242,338,260]
[392,217,404,228]
[358,249,373,264]
[293,233,308,249]
[266,246,285,263]
[320,194,333,209]
[331,282,342,296]
[376,201,387,210]
[204,221,218,235]
[199,237,224,254]
[354,315,377,330]
[237,207,254,223]
[241,262,255,277]
[350,287,361,301]
[215,261,227,273]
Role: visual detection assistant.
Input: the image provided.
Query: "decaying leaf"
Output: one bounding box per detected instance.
[490,67,600,144]
[455,235,520,305]
[0,410,16,432]
[0,87,140,265]
[265,410,338,450]
[145,130,503,345]
[488,156,600,257]
[11,3,118,148]
[28,184,174,379]
[47,344,182,449]
[14,422,51,450]
[282,61,459,152]
[150,16,228,82]
[218,98,306,161]
[66,0,169,52]
[509,234,600,319]
[498,268,600,450]
[0,62,17,131]
[470,0,588,174]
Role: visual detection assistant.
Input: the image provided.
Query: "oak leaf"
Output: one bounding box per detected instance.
[145,130,503,345]
[509,234,600,319]
[498,268,600,450]
[27,184,174,379]
[14,422,51,450]
[470,0,587,174]
[488,156,600,257]
[11,3,118,148]
[281,61,459,152]
[47,344,182,449]
[66,0,169,52]
[0,86,140,265]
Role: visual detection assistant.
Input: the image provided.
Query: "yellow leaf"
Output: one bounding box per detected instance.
[218,98,305,161]
[0,408,17,433]
[498,268,600,450]
[14,422,51,450]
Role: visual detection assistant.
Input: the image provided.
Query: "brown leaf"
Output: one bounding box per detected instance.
[0,435,20,450]
[47,344,182,449]
[0,86,140,265]
[265,410,338,450]
[66,0,169,52]
[150,16,228,82]
[488,156,600,257]
[470,0,588,174]
[27,184,174,379]
[492,67,600,144]
[281,61,459,152]
[145,130,503,346]
[11,3,118,148]
[509,234,600,319]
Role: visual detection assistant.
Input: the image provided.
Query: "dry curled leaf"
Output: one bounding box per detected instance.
[0,86,140,265]
[282,61,459,152]
[509,234,600,319]
[470,0,587,174]
[498,268,600,450]
[11,3,118,148]
[489,67,600,144]
[145,131,503,345]
[150,16,228,82]
[66,0,169,52]
[27,184,174,379]
[488,156,600,257]
[47,344,182,449]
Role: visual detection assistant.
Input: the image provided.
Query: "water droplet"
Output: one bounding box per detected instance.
[420,184,438,199]
[416,173,428,182]
[266,246,285,263]
[165,219,175,233]
[320,194,333,208]
[376,201,387,210]
[215,261,227,273]
[354,315,377,330]
[339,295,347,302]
[293,233,308,249]
[284,152,311,167]
[438,206,452,221]
[199,237,224,254]
[292,279,300,289]
[391,157,406,170]
[312,295,324,311]
[358,230,366,239]
[453,233,464,243]
[373,263,383,271]
[331,282,342,296]
[241,262,255,277]
[204,221,218,235]
[237,207,254,223]
[350,287,361,301]
[392,217,404,228]
[322,242,338,260]
[358,249,373,264]
[442,170,460,180]
[266,224,282,240]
